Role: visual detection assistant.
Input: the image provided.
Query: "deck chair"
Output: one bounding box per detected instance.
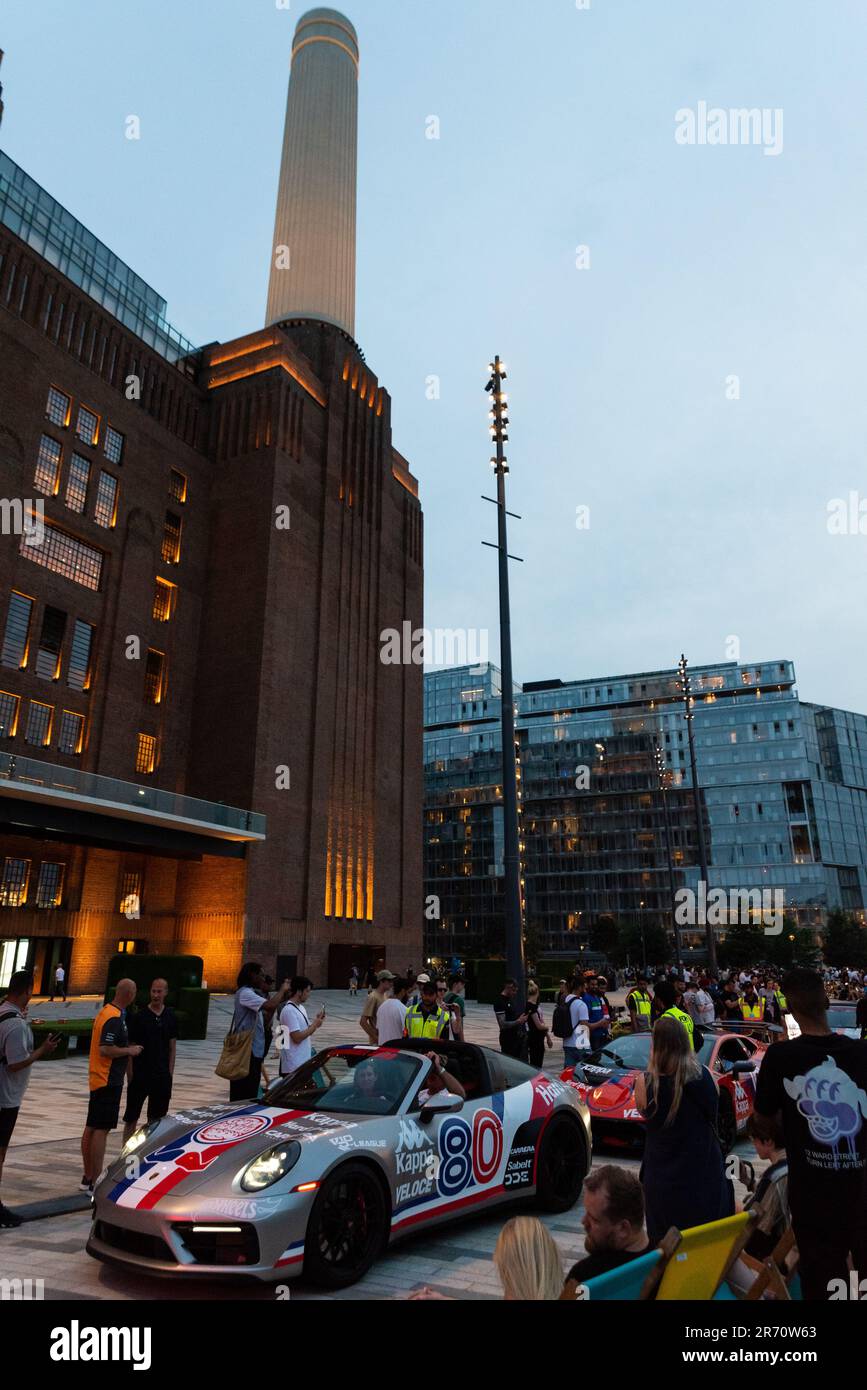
[560,1228,681,1301]
[655,1211,755,1301]
[744,1228,800,1301]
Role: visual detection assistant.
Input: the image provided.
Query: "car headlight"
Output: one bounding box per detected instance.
[240,1141,302,1192]
[120,1120,161,1158]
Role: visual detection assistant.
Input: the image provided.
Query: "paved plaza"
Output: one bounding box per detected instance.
[0,988,757,1301]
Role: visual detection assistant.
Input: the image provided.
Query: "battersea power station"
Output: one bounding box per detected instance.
[0,11,424,993]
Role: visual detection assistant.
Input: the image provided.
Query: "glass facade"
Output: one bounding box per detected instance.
[424,660,867,959]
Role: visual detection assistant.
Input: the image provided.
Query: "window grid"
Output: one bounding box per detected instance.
[20,524,103,591]
[34,606,67,681]
[1,592,34,669]
[25,700,53,746]
[65,454,90,513]
[34,434,62,495]
[94,471,118,529]
[161,511,182,564]
[153,578,176,623]
[67,620,94,692]
[104,426,124,465]
[58,709,85,755]
[144,650,166,705]
[135,733,156,774]
[169,470,187,503]
[0,858,30,908]
[0,691,20,738]
[119,870,142,915]
[45,387,70,428]
[75,405,99,447]
[36,861,64,909]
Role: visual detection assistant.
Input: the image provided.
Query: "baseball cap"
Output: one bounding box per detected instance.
[416,972,431,985]
[376,970,397,982]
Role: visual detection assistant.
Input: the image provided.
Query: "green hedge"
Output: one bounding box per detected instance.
[105,954,210,1040]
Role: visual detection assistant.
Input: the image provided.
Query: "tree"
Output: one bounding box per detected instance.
[765,916,821,971]
[617,920,672,971]
[590,914,619,959]
[717,922,767,971]
[822,909,867,970]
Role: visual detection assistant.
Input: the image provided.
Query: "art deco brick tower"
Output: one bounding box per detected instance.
[265,8,358,337]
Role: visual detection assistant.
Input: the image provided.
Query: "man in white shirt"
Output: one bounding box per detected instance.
[376,977,410,1045]
[563,974,591,1069]
[50,963,66,1003]
[278,977,324,1079]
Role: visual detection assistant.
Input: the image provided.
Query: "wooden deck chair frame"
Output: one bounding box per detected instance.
[656,1210,758,1300]
[744,1228,797,1302]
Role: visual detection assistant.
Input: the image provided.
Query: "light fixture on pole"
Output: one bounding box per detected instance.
[677,655,717,973]
[482,356,526,1004]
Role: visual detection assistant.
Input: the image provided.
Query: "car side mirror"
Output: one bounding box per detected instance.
[420,1093,464,1123]
[731,1060,756,1074]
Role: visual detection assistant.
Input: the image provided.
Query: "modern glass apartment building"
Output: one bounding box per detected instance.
[424,660,867,959]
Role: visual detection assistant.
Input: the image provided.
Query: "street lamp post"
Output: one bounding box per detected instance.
[677,655,717,974]
[654,736,683,973]
[484,356,526,1005]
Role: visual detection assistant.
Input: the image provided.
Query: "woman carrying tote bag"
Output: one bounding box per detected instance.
[217,963,289,1101]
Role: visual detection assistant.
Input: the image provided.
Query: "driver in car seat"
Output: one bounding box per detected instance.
[417,1051,467,1107]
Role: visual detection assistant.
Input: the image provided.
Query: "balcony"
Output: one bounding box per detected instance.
[0,751,265,845]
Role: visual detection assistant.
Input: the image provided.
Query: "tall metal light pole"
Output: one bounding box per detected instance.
[654,736,683,973]
[484,357,526,1004]
[677,655,717,973]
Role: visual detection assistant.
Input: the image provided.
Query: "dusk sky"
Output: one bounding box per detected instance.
[3,0,865,710]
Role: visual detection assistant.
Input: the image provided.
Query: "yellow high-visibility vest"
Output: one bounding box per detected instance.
[404,1003,449,1040]
[662,1005,696,1049]
[740,998,763,1021]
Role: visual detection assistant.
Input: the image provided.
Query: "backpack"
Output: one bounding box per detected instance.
[0,1010,23,1066]
[552,995,577,1040]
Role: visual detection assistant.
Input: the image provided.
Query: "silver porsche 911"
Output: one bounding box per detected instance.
[87,1039,591,1288]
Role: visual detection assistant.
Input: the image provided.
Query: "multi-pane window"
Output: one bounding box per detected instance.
[75,404,99,447]
[34,606,67,680]
[58,709,85,755]
[25,700,53,746]
[144,650,166,705]
[65,454,90,513]
[161,511,182,564]
[0,691,20,738]
[34,434,62,495]
[0,858,30,907]
[135,733,156,774]
[1,592,34,669]
[45,386,70,428]
[19,523,103,590]
[104,426,124,465]
[35,861,64,908]
[67,620,94,691]
[119,870,142,916]
[169,470,187,504]
[153,578,176,623]
[94,472,118,528]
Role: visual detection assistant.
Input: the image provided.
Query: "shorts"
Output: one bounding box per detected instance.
[123,1078,173,1129]
[0,1107,20,1148]
[86,1085,123,1132]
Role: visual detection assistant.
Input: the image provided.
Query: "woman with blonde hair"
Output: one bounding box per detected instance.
[525,980,554,1070]
[634,1015,734,1244]
[493,1216,565,1300]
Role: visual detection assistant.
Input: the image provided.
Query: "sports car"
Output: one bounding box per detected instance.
[87,1039,591,1288]
[560,1023,780,1153]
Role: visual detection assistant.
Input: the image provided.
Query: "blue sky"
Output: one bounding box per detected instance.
[3,0,866,709]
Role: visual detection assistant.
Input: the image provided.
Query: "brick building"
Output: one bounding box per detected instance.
[0,147,423,993]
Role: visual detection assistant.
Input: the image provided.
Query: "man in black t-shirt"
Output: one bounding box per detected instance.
[122,978,178,1141]
[754,967,867,1302]
[494,979,528,1060]
[562,1165,652,1295]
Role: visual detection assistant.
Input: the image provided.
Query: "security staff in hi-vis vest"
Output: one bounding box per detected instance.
[740,987,765,1022]
[404,980,451,1041]
[654,980,696,1049]
[627,977,653,1033]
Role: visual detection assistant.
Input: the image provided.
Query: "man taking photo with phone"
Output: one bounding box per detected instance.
[0,969,59,1226]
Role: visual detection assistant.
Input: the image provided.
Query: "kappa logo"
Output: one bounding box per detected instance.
[396,1119,433,1153]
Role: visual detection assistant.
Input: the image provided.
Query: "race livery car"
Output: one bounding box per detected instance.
[87,1040,590,1288]
[561,1025,777,1153]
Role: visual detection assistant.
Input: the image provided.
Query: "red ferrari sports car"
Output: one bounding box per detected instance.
[560,1023,781,1152]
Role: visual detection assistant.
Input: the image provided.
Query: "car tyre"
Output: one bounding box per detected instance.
[534,1114,588,1213]
[303,1161,389,1289]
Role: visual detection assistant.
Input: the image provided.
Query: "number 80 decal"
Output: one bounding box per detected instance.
[437,1109,503,1197]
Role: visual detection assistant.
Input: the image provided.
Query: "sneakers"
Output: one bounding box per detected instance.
[0,1204,22,1228]
[79,1176,93,1194]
